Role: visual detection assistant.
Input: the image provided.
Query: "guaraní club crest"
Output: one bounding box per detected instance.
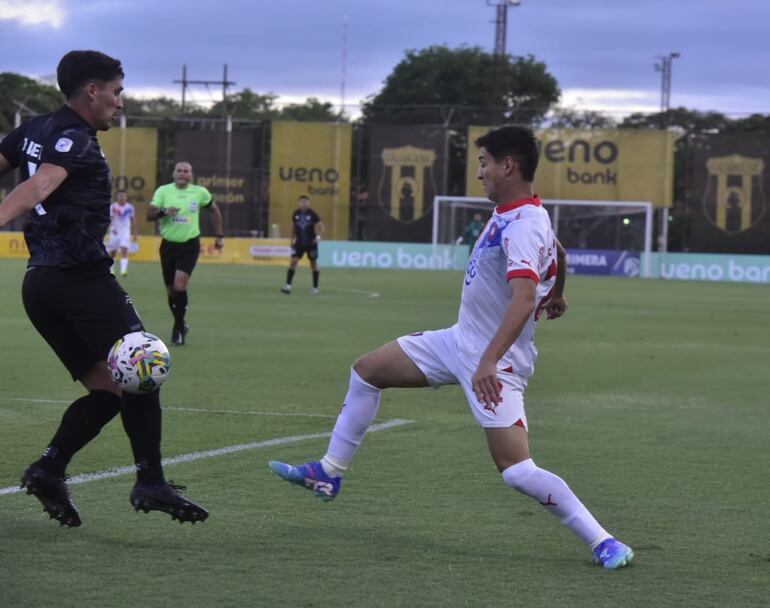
[376,145,438,223]
[702,154,766,235]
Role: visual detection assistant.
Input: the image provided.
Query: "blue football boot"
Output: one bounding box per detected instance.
[592,538,634,569]
[268,460,341,501]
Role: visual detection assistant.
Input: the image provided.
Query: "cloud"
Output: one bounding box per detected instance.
[0,0,65,28]
[560,88,659,116]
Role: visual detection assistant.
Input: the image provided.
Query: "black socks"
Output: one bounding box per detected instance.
[39,390,122,476]
[169,289,188,331]
[121,390,165,485]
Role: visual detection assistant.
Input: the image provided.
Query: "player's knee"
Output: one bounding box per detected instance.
[352,355,377,385]
[501,457,537,490]
[122,389,160,407]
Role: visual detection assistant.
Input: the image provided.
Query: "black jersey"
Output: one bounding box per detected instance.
[0,105,113,268]
[292,208,321,245]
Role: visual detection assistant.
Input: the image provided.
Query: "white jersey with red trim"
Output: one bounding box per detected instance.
[457,195,557,378]
[109,202,135,234]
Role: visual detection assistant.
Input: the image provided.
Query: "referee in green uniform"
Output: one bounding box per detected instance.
[147,161,224,345]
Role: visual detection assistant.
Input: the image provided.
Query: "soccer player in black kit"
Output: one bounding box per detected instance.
[281,195,325,295]
[0,50,208,527]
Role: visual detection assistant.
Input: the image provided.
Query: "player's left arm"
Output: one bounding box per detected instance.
[314,219,325,243]
[0,163,68,228]
[544,238,568,319]
[205,199,225,250]
[471,278,537,408]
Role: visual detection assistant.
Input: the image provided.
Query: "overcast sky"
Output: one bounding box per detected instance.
[1,0,768,118]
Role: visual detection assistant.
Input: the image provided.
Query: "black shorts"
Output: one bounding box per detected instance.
[291,242,318,260]
[160,237,200,286]
[22,264,145,381]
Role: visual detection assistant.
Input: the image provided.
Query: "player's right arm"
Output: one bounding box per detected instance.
[0,151,12,178]
[0,163,68,228]
[471,277,537,408]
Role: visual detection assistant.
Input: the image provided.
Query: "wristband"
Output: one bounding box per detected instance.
[315,236,321,241]
[157,208,166,218]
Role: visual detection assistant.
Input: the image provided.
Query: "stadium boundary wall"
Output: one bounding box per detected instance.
[1,234,769,283]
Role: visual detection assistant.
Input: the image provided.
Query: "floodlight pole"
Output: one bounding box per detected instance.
[487,0,521,57]
[653,52,680,119]
[653,52,679,256]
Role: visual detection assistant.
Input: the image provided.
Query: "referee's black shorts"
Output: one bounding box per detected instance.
[160,237,200,286]
[22,263,145,381]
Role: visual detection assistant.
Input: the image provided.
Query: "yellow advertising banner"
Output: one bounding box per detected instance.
[97,127,158,233]
[0,232,299,267]
[466,127,675,207]
[270,121,351,240]
[0,231,29,260]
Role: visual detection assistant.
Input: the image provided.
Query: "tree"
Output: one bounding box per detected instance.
[208,88,279,121]
[0,73,63,133]
[546,107,616,129]
[122,95,182,119]
[619,107,730,135]
[361,45,559,127]
[727,113,770,135]
[279,97,342,122]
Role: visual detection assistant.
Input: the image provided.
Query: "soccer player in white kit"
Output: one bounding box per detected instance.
[269,125,633,569]
[106,190,136,276]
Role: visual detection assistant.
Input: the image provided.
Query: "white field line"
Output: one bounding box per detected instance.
[0,397,336,418]
[0,418,414,496]
[320,286,380,298]
[162,406,337,419]
[0,397,69,404]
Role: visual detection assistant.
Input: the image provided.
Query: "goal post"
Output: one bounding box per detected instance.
[432,196,655,278]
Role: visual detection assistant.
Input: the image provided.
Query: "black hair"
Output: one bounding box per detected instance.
[298,195,310,201]
[57,50,124,99]
[474,125,539,182]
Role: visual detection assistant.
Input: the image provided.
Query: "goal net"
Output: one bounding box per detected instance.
[432,196,654,277]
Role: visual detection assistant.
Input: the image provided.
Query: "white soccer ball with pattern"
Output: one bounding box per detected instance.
[107,331,171,393]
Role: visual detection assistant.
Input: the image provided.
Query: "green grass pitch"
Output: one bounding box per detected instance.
[0,258,768,607]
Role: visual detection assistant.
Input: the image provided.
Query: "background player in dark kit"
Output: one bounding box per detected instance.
[281,195,324,295]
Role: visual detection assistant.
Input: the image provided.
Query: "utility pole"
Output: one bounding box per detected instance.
[173,65,236,115]
[487,0,521,57]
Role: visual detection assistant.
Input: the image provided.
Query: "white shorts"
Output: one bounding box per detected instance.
[397,325,528,429]
[106,230,132,252]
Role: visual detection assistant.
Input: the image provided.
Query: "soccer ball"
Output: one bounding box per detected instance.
[107,331,171,393]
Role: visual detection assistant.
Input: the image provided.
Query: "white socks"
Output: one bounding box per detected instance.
[119,257,129,274]
[502,458,611,548]
[321,367,382,478]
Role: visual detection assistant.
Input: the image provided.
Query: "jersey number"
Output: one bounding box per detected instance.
[27,161,47,216]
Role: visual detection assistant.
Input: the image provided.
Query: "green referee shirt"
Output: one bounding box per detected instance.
[150,182,213,243]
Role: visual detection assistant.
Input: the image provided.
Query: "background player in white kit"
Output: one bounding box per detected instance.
[269,125,634,570]
[106,190,137,276]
